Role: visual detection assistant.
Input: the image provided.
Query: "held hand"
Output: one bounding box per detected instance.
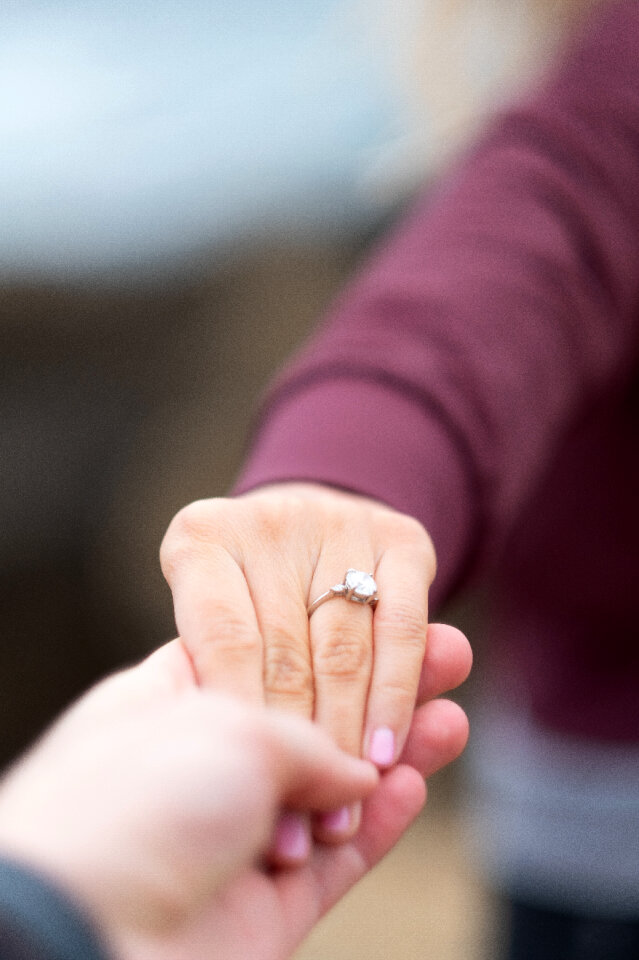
[160,483,442,780]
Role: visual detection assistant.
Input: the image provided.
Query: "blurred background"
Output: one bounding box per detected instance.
[1,1,567,956]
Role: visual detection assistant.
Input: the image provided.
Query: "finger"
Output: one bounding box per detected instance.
[240,558,315,869]
[314,684,468,846]
[264,709,379,811]
[345,763,427,877]
[308,553,376,759]
[167,549,264,701]
[242,556,313,719]
[308,550,376,841]
[273,763,427,951]
[310,695,467,847]
[399,698,470,779]
[266,700,377,867]
[362,538,432,768]
[267,811,313,867]
[416,623,473,704]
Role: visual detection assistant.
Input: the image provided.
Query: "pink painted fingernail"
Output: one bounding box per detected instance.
[318,806,350,834]
[368,727,395,767]
[273,813,310,861]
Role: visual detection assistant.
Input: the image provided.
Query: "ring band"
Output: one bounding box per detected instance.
[307,569,379,617]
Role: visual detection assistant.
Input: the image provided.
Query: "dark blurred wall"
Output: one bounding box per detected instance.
[0,237,366,767]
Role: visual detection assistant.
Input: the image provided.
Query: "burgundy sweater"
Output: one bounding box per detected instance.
[236,0,639,743]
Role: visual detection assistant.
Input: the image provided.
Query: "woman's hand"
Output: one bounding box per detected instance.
[161,483,462,780]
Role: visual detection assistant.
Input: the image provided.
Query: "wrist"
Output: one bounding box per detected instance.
[0,855,109,960]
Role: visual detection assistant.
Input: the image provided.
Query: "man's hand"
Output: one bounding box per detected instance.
[0,628,469,960]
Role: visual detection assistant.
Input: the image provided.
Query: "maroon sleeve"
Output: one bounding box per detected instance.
[236,0,639,607]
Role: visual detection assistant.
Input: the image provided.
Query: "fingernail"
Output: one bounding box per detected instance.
[318,806,351,834]
[273,812,310,861]
[368,727,395,767]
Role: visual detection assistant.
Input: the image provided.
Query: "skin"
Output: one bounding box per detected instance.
[0,633,469,960]
[160,482,465,840]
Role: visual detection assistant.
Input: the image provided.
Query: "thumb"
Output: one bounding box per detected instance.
[262,711,379,811]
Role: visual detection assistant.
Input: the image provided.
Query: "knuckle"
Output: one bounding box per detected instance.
[379,513,437,573]
[377,672,420,707]
[159,534,184,582]
[251,493,308,540]
[242,495,320,565]
[314,632,372,681]
[400,513,429,541]
[403,516,433,550]
[377,601,427,645]
[160,499,228,575]
[251,498,289,540]
[171,499,220,539]
[203,608,262,658]
[264,634,313,705]
[323,505,351,536]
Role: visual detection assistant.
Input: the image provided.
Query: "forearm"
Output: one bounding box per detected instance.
[236,0,639,606]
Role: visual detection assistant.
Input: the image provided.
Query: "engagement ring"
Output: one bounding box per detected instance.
[307,569,379,617]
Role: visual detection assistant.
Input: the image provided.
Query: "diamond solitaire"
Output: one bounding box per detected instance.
[307,569,379,616]
[344,569,378,602]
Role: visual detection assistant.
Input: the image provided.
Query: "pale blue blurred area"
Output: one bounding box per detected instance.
[1,0,396,277]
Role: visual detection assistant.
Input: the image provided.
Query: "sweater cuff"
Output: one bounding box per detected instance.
[0,857,110,960]
[234,378,478,609]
